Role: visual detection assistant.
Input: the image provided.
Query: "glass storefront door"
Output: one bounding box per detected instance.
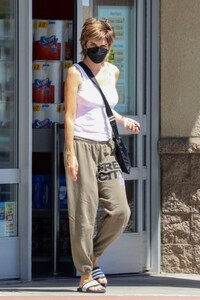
[78,0,152,274]
[0,0,159,280]
[0,0,32,280]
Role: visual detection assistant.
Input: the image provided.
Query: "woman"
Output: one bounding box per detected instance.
[64,17,140,293]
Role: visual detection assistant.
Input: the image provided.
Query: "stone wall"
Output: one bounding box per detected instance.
[160,0,200,137]
[159,137,200,273]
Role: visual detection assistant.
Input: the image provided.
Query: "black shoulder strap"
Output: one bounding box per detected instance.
[78,61,119,138]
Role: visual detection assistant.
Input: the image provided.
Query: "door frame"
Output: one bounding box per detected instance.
[18,0,32,281]
[149,0,160,274]
[96,0,161,274]
[75,0,161,274]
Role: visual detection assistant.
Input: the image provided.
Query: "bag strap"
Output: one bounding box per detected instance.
[78,61,120,139]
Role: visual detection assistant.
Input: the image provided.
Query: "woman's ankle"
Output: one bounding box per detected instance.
[92,256,98,268]
[80,274,93,286]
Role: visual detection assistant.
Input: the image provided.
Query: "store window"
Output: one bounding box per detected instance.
[0,0,18,239]
[93,0,138,233]
[93,0,136,114]
[0,0,18,169]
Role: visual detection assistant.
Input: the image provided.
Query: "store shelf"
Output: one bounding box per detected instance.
[32,256,72,262]
[32,209,67,217]
[32,209,51,217]
[32,256,51,262]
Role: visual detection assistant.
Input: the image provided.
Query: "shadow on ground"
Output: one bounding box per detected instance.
[0,274,200,293]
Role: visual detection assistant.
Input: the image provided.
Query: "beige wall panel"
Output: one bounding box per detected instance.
[161,0,200,137]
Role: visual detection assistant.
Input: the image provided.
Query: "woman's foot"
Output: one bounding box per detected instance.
[92,266,108,287]
[92,257,108,287]
[79,274,106,293]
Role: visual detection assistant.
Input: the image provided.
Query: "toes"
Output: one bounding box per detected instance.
[98,278,107,285]
[89,285,105,292]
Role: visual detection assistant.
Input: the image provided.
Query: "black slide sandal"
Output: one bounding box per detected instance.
[77,279,106,293]
[92,266,107,287]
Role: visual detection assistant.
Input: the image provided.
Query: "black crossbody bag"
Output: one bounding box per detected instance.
[78,61,131,174]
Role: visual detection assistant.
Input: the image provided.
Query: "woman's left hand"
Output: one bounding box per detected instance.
[122,117,140,133]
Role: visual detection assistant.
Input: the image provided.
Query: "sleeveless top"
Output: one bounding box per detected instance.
[73,62,118,141]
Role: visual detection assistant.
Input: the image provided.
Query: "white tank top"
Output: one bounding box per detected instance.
[73,62,118,141]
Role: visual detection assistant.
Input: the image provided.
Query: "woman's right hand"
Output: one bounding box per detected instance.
[66,153,78,181]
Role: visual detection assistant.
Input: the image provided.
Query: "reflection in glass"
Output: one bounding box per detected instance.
[143,180,146,231]
[93,0,137,115]
[125,180,137,233]
[0,0,17,168]
[94,180,137,235]
[82,0,90,22]
[0,184,18,237]
[143,135,146,166]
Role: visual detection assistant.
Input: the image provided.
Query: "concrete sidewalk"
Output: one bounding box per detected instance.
[0,273,200,299]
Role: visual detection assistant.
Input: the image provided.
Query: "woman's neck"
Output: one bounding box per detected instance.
[83,57,106,76]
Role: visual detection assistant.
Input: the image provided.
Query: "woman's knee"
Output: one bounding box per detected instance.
[114,204,131,222]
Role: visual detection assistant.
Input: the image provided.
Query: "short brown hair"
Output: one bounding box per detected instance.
[80,17,115,58]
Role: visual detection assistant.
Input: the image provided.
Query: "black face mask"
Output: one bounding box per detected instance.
[86,46,108,64]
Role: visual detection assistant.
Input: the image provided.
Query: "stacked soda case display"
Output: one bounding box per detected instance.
[59,218,71,257]
[32,218,51,256]
[32,218,71,257]
[32,175,67,209]
[32,19,73,128]
[32,175,69,257]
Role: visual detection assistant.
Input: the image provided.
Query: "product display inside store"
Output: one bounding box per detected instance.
[32,0,75,277]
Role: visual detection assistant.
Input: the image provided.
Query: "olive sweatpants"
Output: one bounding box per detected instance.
[64,137,131,275]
